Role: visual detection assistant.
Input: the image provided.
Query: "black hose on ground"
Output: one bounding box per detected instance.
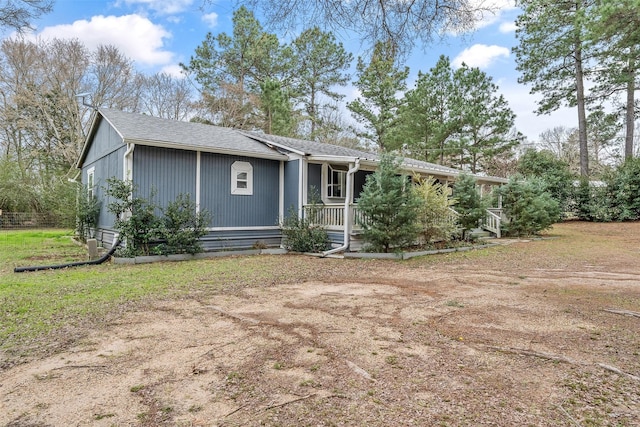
[14,239,121,273]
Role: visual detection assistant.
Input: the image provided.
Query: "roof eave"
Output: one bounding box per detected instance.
[124,138,288,161]
[241,132,308,156]
[75,109,102,169]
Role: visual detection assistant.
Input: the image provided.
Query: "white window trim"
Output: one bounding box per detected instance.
[86,167,96,200]
[231,161,253,195]
[327,165,347,199]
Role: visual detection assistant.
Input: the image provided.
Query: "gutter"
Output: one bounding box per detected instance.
[123,143,134,180]
[322,158,360,256]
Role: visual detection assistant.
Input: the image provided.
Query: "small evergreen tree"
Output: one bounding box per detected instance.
[452,173,486,239]
[610,158,640,221]
[356,154,421,252]
[517,149,575,216]
[498,176,560,236]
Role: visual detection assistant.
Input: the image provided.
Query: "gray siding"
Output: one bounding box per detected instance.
[84,118,123,165]
[81,118,126,234]
[283,159,299,215]
[307,163,322,202]
[87,147,125,229]
[133,145,197,209]
[200,153,280,227]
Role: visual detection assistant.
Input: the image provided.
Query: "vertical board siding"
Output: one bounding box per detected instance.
[133,145,197,210]
[200,153,280,227]
[81,117,127,236]
[283,159,299,215]
[83,118,123,165]
[307,163,322,202]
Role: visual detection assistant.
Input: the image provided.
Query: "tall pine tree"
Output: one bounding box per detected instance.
[514,0,594,177]
[347,41,409,151]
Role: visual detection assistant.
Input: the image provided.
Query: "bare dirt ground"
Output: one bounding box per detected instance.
[1,221,639,426]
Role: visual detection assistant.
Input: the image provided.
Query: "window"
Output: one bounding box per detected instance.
[231,161,253,195]
[328,165,347,198]
[87,167,95,200]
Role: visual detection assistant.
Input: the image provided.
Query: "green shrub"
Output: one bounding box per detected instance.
[610,158,640,221]
[281,207,329,253]
[573,178,615,222]
[155,194,211,255]
[517,149,575,216]
[413,176,458,243]
[499,176,560,237]
[356,154,421,253]
[452,173,487,239]
[105,178,162,257]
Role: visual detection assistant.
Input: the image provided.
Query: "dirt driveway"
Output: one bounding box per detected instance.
[1,222,639,426]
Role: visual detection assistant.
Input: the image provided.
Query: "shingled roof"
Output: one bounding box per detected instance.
[243,132,505,183]
[78,109,506,184]
[77,109,286,167]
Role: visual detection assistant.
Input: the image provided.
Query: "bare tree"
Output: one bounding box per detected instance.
[538,126,580,170]
[88,45,142,112]
[140,72,194,121]
[204,0,492,54]
[0,0,52,32]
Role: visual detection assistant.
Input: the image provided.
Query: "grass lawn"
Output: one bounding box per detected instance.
[0,230,316,364]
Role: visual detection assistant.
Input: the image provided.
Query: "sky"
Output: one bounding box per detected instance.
[11,0,578,143]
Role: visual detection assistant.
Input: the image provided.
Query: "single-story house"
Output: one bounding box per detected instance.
[77,108,507,252]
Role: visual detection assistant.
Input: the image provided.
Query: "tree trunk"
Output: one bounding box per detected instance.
[574,37,589,177]
[625,61,635,160]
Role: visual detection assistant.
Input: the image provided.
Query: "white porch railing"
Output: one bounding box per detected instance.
[303,204,367,230]
[304,204,502,238]
[304,204,458,232]
[484,209,502,238]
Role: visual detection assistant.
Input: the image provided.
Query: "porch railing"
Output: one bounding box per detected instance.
[304,204,503,239]
[303,204,366,230]
[484,209,502,238]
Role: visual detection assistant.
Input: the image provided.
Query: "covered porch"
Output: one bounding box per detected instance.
[296,154,507,252]
[303,203,504,250]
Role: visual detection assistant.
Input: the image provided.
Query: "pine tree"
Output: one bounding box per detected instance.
[356,154,421,252]
[514,0,593,177]
[397,55,462,164]
[452,173,486,238]
[454,64,522,173]
[347,41,409,151]
[291,27,352,139]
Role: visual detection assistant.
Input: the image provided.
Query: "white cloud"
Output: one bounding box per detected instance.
[469,0,518,30]
[36,15,173,67]
[453,44,510,69]
[161,64,186,77]
[202,12,218,28]
[116,0,194,15]
[499,21,518,33]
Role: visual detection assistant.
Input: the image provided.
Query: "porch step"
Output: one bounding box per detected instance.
[469,228,494,239]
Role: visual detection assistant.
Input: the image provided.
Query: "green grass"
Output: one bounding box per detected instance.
[0,230,295,363]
